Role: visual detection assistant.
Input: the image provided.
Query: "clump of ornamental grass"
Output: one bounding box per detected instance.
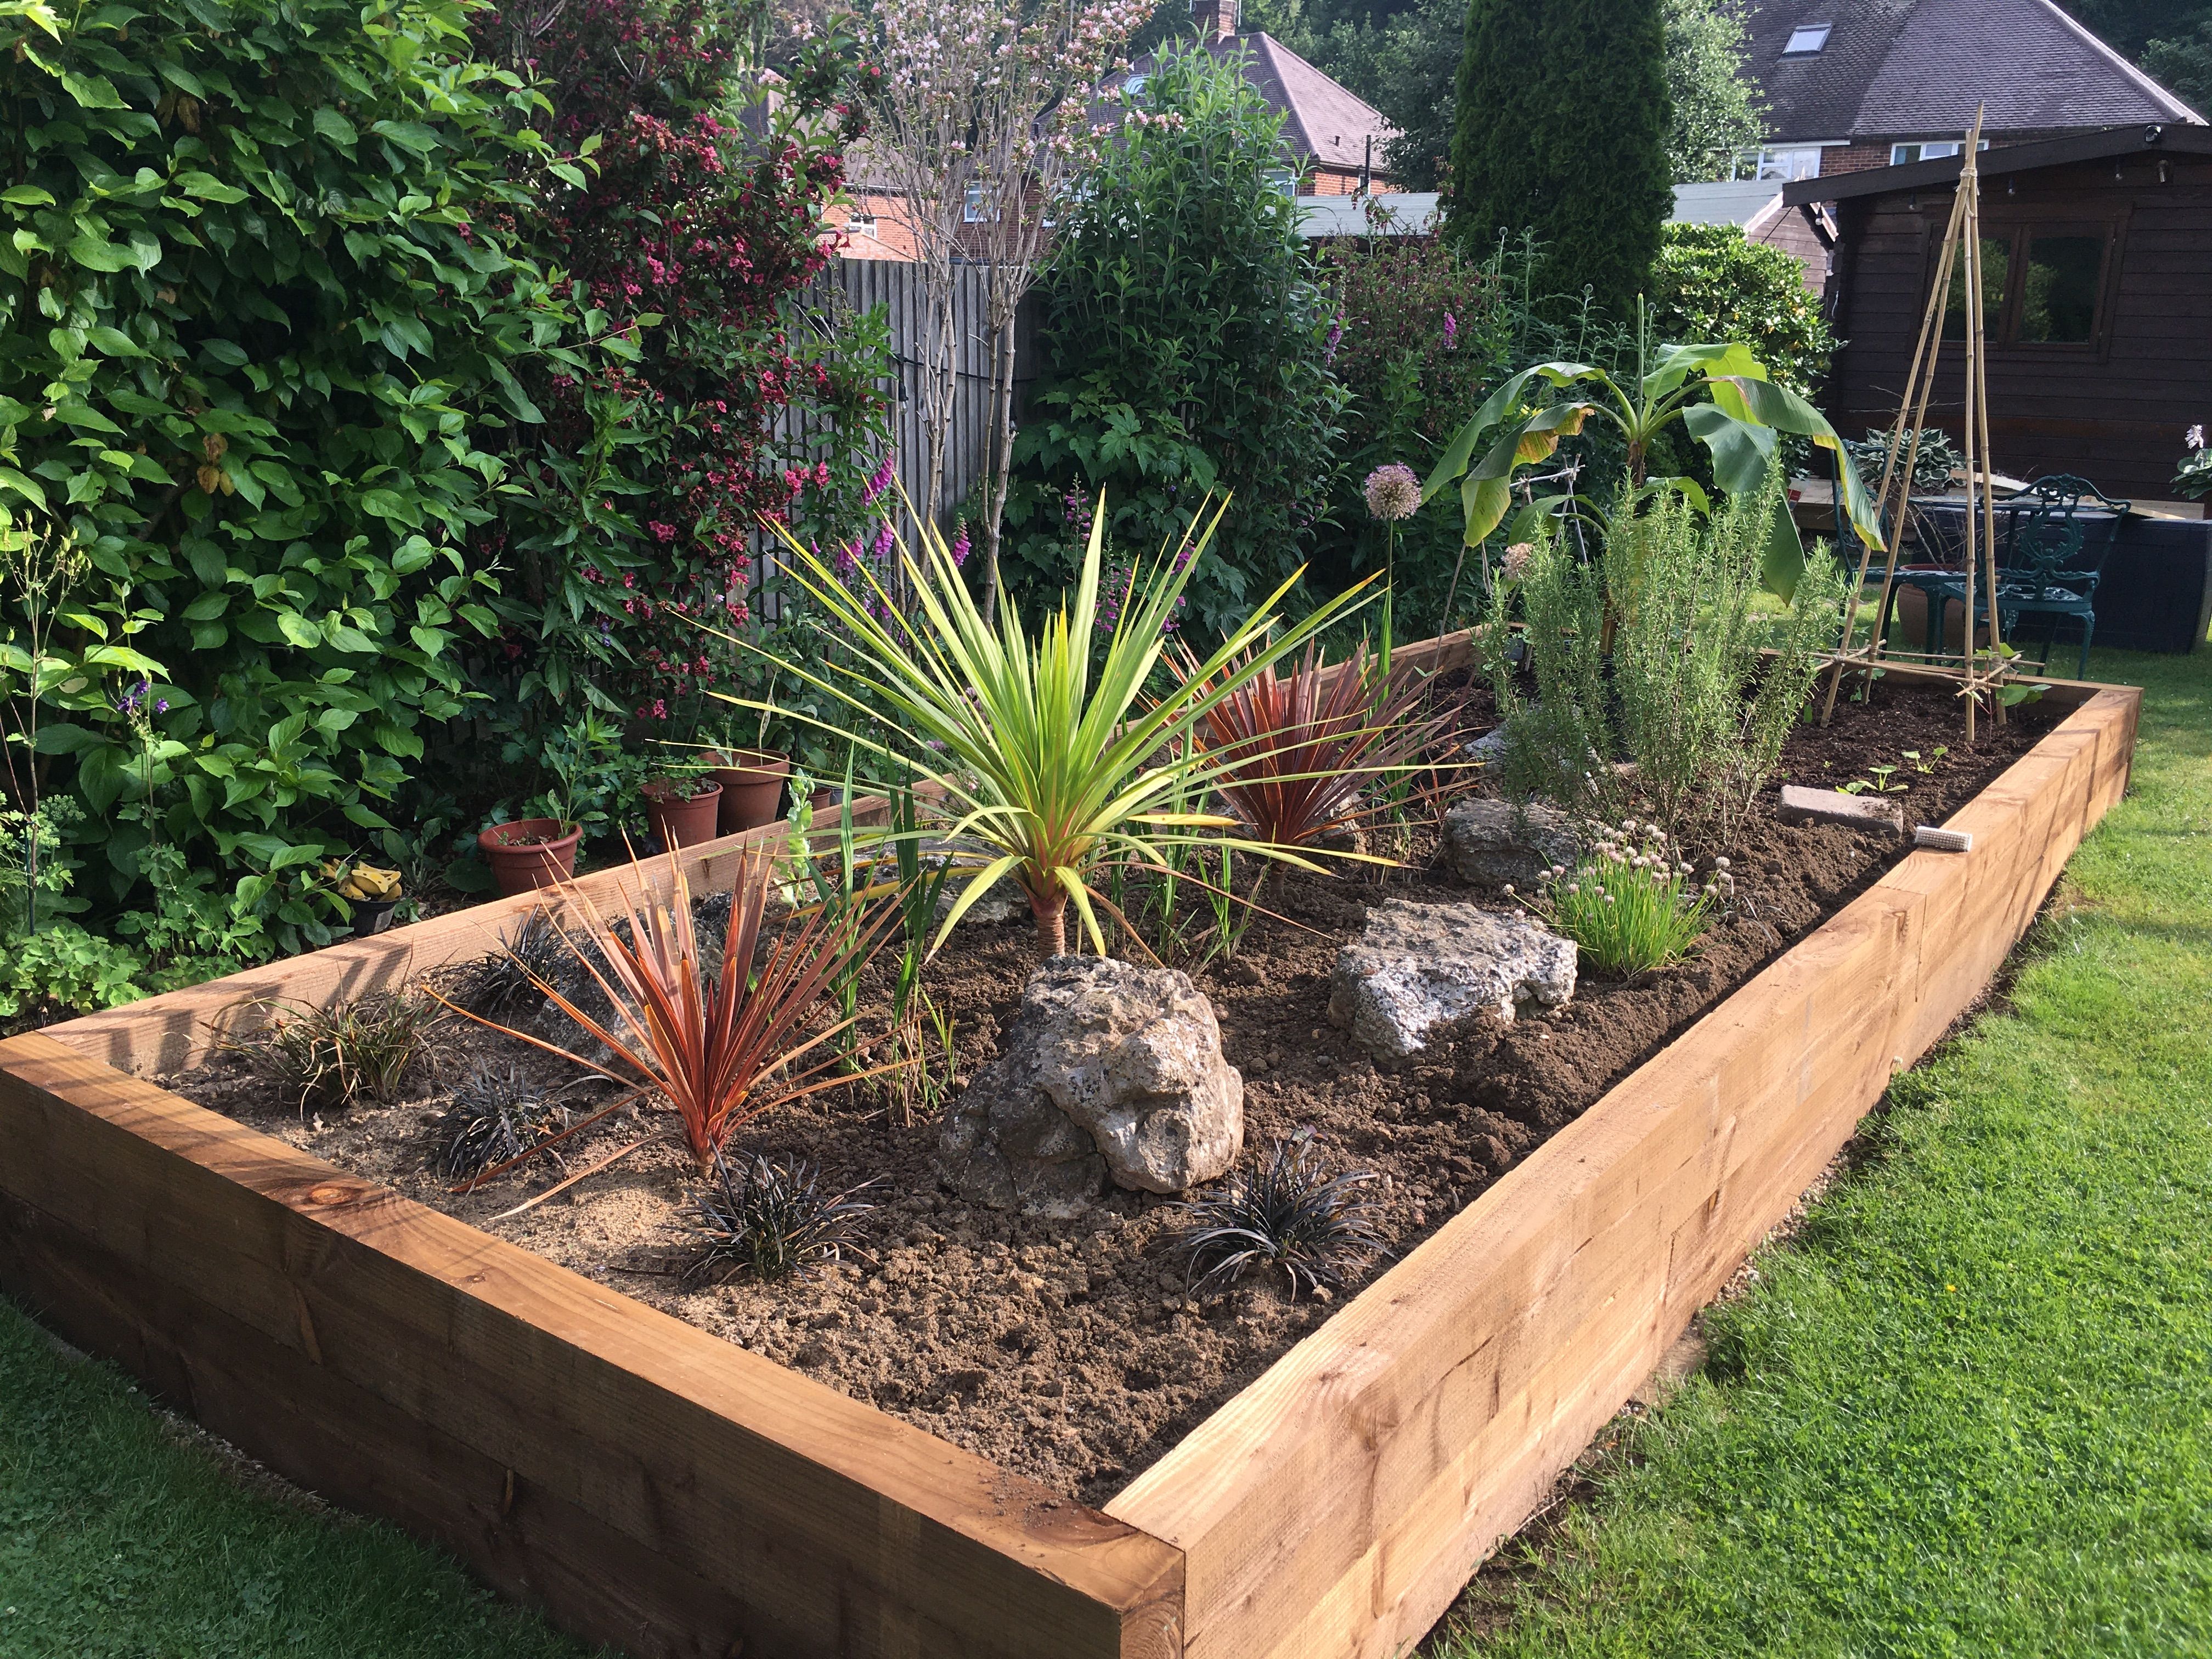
[435,1060,566,1183]
[685,1154,875,1284]
[234,992,432,1114]
[464,907,567,1017]
[1511,819,1729,978]
[1176,1133,1391,1300]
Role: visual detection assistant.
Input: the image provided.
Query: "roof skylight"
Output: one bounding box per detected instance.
[1784,22,1832,53]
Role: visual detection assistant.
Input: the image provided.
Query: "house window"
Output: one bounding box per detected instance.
[1934,223,2119,349]
[847,213,878,238]
[1892,138,1990,165]
[1782,22,1831,53]
[1124,73,1148,98]
[1735,145,1823,182]
[963,182,990,223]
[1263,166,1297,196]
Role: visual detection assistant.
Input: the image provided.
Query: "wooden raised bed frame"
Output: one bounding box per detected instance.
[0,645,2140,1659]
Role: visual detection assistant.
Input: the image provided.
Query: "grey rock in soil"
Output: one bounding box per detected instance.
[1465,725,1512,765]
[1444,796,1584,888]
[941,957,1244,1215]
[1328,899,1577,1060]
[923,838,1027,927]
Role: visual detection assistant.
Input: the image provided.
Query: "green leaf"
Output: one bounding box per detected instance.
[274,610,324,648]
[58,69,127,109]
[369,120,441,155]
[31,723,103,755]
[372,721,423,759]
[65,233,134,272]
[312,108,359,147]
[1,185,57,207]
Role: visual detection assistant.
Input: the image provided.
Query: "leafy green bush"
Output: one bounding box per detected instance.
[1004,43,1346,637]
[1314,228,1598,630]
[1650,224,1835,400]
[473,0,891,738]
[2,0,575,908]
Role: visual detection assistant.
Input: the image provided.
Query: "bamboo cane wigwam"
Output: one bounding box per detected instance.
[1822,108,2015,736]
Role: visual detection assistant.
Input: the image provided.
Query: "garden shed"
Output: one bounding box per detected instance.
[1786,122,2212,505]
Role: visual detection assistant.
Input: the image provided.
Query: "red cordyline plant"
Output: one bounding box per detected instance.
[445,849,900,1182]
[1183,639,1464,851]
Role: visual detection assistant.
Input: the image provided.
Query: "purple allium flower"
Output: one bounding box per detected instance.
[1363,462,1422,523]
[950,517,970,567]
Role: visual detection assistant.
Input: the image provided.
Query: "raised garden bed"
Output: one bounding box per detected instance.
[0,637,2140,1659]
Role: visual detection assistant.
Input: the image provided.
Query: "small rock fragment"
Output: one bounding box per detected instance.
[1443,797,1584,888]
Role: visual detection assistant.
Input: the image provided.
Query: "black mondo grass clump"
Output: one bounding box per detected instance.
[465,907,568,1016]
[238,992,431,1114]
[685,1155,876,1285]
[435,1059,564,1182]
[1175,1133,1391,1300]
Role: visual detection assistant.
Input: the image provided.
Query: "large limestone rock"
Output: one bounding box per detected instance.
[942,957,1244,1215]
[1444,797,1583,888]
[1328,900,1577,1060]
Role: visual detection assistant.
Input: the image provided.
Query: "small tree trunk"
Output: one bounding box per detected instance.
[1033,899,1066,958]
[980,300,1018,627]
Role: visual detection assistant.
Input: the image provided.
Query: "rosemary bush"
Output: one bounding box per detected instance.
[1483,472,1845,845]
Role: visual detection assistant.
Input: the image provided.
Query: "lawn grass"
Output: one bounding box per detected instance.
[1438,641,2212,1658]
[0,1297,599,1658]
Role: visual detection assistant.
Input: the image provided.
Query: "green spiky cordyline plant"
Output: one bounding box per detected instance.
[715,496,1379,959]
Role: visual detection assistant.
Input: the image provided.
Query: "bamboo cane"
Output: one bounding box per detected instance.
[1820,179,1971,723]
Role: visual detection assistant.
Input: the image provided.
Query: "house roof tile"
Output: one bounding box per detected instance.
[1745,0,2202,145]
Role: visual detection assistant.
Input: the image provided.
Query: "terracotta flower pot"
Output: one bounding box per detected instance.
[642,777,723,851]
[707,748,791,833]
[477,818,582,896]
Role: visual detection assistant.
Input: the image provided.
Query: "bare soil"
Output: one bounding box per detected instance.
[165,678,2059,1508]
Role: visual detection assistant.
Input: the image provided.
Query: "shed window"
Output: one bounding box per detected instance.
[2018,236,2104,343]
[1932,222,2118,350]
[1783,22,1832,53]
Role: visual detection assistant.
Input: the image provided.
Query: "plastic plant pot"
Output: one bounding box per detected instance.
[707,749,791,833]
[350,898,400,938]
[643,777,724,851]
[477,819,582,896]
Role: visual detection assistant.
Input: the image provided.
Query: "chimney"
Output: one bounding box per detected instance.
[1192,0,1238,41]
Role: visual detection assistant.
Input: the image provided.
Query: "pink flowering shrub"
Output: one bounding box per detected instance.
[478,0,893,735]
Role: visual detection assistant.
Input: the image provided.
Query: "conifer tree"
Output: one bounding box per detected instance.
[1446,0,1674,318]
